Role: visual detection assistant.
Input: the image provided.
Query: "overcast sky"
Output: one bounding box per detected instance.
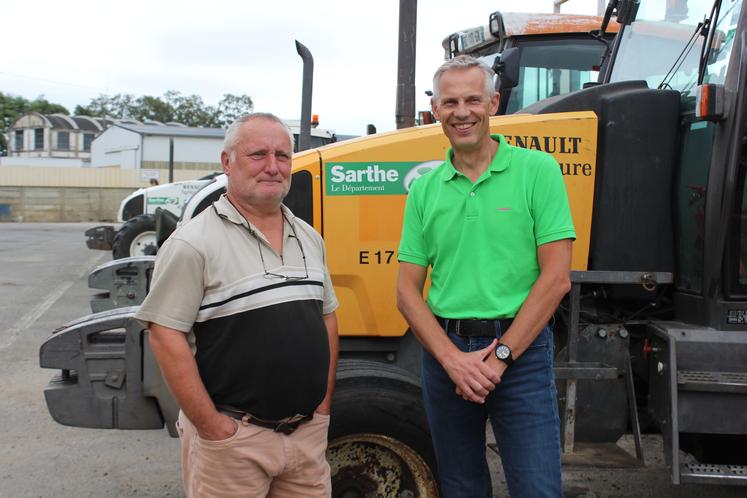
[2,0,603,135]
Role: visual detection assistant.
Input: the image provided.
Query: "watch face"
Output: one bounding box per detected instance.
[496,345,510,360]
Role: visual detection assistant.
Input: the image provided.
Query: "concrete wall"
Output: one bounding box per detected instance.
[0,157,88,167]
[0,165,214,188]
[0,166,215,222]
[0,187,134,222]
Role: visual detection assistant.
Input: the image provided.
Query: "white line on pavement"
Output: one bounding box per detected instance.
[0,251,107,350]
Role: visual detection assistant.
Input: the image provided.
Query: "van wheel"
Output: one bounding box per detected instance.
[112,214,157,259]
[328,363,438,498]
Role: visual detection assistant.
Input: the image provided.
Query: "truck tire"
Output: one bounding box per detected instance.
[328,360,439,498]
[112,214,158,259]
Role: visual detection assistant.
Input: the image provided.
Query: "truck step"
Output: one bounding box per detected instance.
[679,463,747,485]
[677,370,747,393]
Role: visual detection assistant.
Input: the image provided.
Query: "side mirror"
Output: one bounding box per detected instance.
[493,47,520,91]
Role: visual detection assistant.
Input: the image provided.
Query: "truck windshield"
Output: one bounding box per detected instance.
[608,0,737,94]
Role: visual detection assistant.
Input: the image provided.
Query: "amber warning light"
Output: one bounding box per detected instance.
[696,84,724,121]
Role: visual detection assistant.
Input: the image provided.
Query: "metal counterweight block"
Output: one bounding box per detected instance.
[85,225,115,250]
[88,256,156,313]
[40,308,178,436]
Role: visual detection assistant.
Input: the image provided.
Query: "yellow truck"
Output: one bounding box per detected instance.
[41,0,747,495]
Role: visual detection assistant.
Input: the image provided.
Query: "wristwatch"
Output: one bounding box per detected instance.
[495,343,514,366]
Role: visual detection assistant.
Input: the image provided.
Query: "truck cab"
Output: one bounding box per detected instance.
[442,11,619,114]
[523,0,747,484]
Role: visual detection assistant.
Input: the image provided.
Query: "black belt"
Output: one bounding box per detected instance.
[218,407,312,435]
[436,316,513,337]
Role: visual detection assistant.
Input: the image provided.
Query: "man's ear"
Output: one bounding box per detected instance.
[490,92,500,115]
[220,150,231,176]
[431,98,440,121]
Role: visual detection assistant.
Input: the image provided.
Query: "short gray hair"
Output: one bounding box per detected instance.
[431,55,496,103]
[224,113,295,156]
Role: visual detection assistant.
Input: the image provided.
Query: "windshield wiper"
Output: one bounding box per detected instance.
[658,19,707,90]
[592,1,620,71]
[697,0,723,85]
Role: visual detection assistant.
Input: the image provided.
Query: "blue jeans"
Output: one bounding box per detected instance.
[422,323,562,498]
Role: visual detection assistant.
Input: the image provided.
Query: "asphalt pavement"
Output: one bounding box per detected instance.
[0,222,744,497]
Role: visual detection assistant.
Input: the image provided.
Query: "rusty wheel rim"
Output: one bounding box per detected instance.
[327,433,438,498]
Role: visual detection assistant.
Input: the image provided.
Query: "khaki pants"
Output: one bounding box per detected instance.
[176,411,331,498]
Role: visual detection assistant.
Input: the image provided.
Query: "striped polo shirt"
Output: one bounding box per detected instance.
[135,194,338,420]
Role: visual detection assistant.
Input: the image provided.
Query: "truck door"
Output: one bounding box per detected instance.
[672,0,746,328]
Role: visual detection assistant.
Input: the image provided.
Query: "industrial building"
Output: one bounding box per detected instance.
[2,113,107,167]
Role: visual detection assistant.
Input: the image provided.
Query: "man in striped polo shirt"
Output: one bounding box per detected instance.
[135,113,339,498]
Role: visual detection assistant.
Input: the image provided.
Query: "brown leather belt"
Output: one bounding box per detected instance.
[217,406,312,435]
[436,316,514,337]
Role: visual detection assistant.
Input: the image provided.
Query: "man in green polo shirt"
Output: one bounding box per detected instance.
[396,55,575,497]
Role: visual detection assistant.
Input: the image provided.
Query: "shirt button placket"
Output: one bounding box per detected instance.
[466,189,477,218]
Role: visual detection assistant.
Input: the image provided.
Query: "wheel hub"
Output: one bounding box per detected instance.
[129,231,157,257]
[327,433,437,498]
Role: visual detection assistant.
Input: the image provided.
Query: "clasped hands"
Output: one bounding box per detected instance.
[444,339,507,403]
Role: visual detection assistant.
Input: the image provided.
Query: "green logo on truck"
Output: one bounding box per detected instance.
[147,197,179,205]
[325,162,439,196]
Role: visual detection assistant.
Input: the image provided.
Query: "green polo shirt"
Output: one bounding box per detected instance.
[398,134,576,319]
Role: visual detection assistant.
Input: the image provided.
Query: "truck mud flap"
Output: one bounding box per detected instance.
[89,256,156,313]
[85,225,115,251]
[40,307,179,436]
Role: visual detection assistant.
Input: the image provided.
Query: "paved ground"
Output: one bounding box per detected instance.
[0,222,745,497]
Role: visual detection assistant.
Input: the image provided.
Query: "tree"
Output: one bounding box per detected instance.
[0,89,253,155]
[74,94,138,120]
[26,98,68,116]
[164,91,219,128]
[0,92,69,155]
[74,91,253,128]
[134,95,176,123]
[216,94,254,128]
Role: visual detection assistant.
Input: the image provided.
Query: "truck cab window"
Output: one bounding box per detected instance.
[498,38,604,114]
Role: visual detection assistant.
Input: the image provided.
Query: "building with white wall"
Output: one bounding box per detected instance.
[91,121,339,170]
[91,123,225,171]
[2,113,344,170]
[2,113,106,167]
